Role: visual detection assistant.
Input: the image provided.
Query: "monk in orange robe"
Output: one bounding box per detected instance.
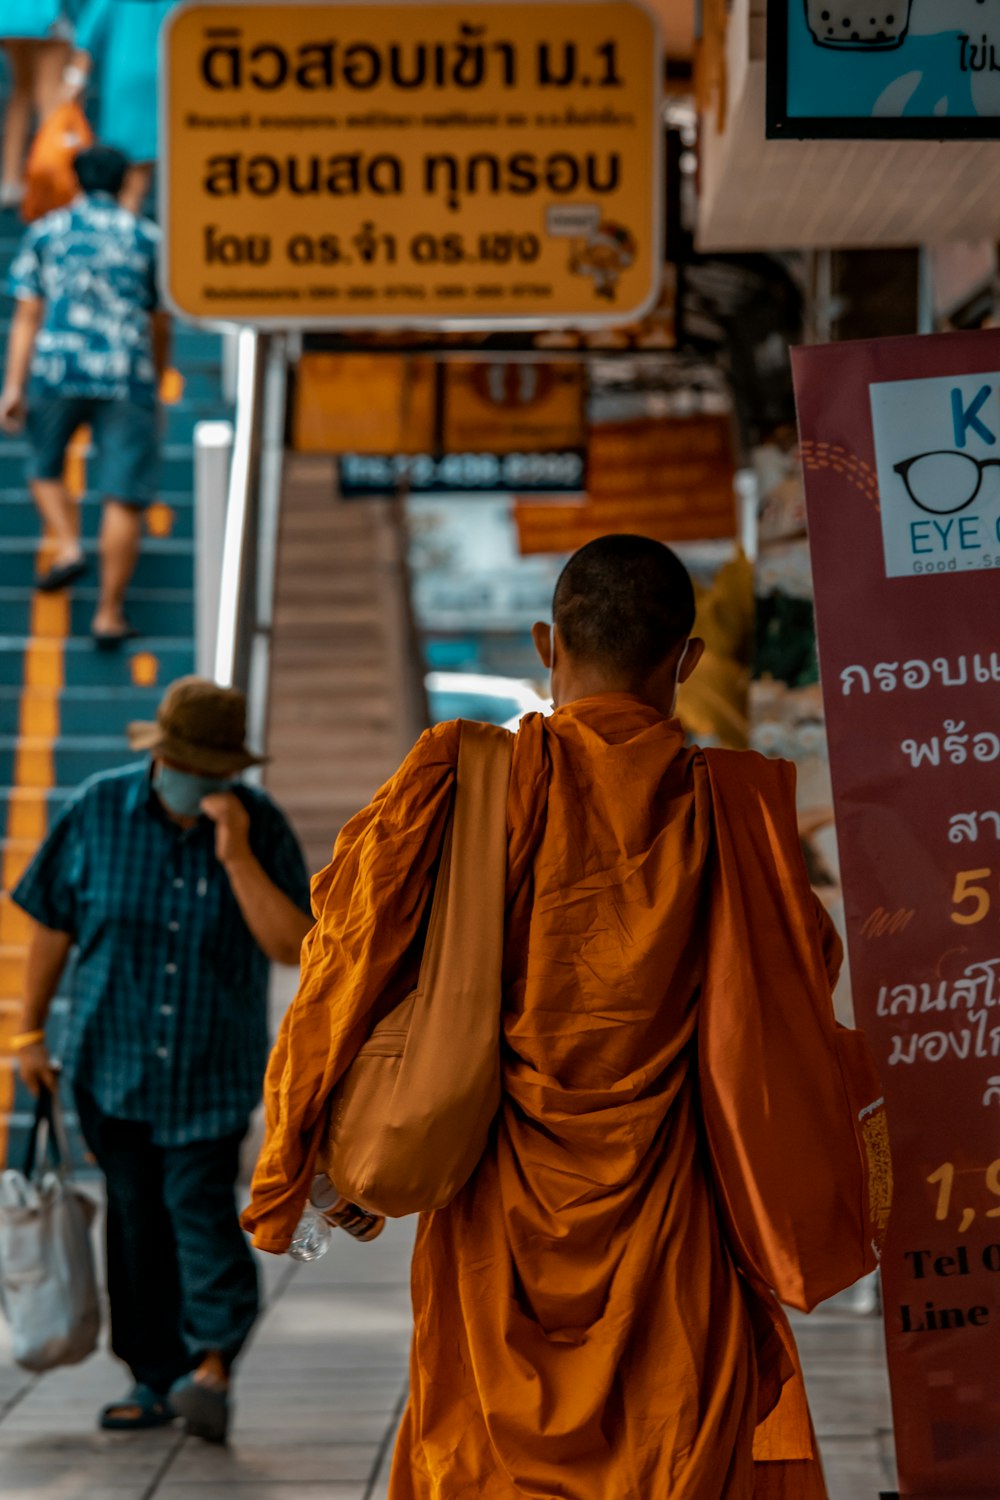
[244,535,885,1500]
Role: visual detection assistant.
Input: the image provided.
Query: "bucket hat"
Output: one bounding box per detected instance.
[128,676,268,776]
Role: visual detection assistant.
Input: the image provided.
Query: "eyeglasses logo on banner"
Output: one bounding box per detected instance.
[870,374,1000,579]
[893,451,1000,516]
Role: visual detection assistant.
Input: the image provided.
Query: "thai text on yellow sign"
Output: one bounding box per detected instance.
[161,2,662,327]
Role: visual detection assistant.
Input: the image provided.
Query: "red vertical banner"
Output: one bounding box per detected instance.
[792,329,1000,1499]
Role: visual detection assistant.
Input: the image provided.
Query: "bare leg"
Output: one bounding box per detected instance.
[120,163,154,217]
[193,1351,230,1391]
[93,500,142,635]
[1,43,32,198]
[32,40,71,120]
[30,478,84,567]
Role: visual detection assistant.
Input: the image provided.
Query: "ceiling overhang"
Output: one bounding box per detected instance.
[697,0,1000,251]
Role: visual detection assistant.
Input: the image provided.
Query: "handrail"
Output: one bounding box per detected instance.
[211,328,288,781]
[214,328,265,689]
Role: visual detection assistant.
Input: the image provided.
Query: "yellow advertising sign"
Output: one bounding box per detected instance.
[161,1,662,327]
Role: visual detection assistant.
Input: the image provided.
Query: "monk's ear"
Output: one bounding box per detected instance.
[679,638,706,683]
[531,621,553,670]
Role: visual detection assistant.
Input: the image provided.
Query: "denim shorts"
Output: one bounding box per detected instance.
[25,392,160,506]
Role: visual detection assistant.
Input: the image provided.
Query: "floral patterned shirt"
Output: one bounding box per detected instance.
[9,191,161,406]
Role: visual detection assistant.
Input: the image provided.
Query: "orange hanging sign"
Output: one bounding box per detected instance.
[444,363,585,453]
[515,413,737,554]
[293,355,436,454]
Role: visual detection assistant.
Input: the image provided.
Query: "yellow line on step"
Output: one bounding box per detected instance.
[0,441,83,1163]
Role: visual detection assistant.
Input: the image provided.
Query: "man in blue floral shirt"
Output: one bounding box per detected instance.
[0,144,168,647]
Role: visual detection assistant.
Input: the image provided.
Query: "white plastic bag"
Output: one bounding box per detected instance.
[0,1088,100,1372]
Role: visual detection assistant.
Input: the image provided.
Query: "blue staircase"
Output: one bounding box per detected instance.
[0,186,232,1165]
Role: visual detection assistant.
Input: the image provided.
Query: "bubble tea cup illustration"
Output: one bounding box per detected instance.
[805,0,912,49]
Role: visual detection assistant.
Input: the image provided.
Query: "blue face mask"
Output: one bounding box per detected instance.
[153,764,232,818]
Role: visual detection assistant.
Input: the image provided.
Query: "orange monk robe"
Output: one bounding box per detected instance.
[244,695,871,1500]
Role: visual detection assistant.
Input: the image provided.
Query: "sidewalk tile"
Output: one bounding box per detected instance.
[0,1156,895,1499]
[168,1438,378,1483]
[156,1486,366,1499]
[820,1434,898,1499]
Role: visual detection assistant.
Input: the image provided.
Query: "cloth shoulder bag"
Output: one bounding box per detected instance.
[0,1087,100,1371]
[699,748,891,1314]
[319,720,514,1218]
[21,101,93,223]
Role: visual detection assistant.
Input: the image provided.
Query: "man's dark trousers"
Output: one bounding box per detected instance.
[75,1089,260,1394]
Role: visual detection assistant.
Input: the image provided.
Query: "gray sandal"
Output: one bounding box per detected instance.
[99,1382,174,1431]
[168,1373,230,1443]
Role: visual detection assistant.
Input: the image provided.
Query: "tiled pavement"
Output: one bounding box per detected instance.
[0,973,896,1499]
[0,1210,414,1500]
[0,1202,896,1500]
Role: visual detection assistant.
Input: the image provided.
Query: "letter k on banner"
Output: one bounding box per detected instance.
[951,386,997,449]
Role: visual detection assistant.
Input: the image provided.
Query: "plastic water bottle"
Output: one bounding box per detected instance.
[310,1176,386,1243]
[288,1204,331,1263]
[287,1180,386,1261]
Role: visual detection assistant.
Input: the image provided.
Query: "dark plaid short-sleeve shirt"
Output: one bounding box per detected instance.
[12,762,313,1146]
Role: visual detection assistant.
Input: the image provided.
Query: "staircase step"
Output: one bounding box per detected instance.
[174,323,227,364]
[0,491,194,543]
[0,539,193,591]
[278,525,378,556]
[163,403,233,444]
[0,784,71,838]
[273,601,383,629]
[279,560,381,592]
[268,694,394,726]
[0,736,140,788]
[1,836,41,886]
[167,369,227,402]
[0,589,191,640]
[0,440,198,492]
[266,725,400,760]
[0,946,26,995]
[86,497,195,543]
[77,497,195,544]
[0,685,162,737]
[73,592,193,639]
[0,637,194,687]
[0,894,31,946]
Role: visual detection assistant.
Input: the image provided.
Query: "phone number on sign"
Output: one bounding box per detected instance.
[341,450,586,495]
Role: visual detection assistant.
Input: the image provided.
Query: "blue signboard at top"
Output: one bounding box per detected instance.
[768,0,1000,138]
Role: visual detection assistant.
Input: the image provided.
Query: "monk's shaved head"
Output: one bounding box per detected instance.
[553,534,695,677]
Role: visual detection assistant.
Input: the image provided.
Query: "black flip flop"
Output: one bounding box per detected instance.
[92,623,140,652]
[99,1382,174,1431]
[168,1373,230,1444]
[36,556,88,593]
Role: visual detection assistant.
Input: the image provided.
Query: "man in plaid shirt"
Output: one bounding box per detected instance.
[11,676,314,1442]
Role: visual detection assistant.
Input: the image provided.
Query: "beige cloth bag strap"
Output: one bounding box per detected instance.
[418,720,513,1023]
[320,720,514,1218]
